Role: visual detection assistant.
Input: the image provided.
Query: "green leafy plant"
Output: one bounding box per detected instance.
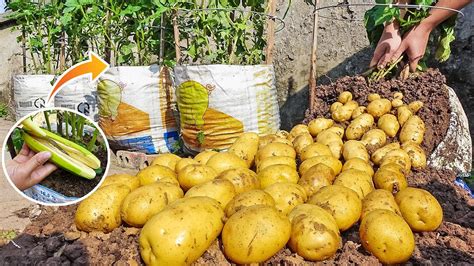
[364,0,457,80]
[0,102,8,118]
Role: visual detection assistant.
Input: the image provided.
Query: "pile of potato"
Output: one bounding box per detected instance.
[74,91,444,265]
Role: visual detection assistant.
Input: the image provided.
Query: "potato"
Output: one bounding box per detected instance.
[367,98,391,118]
[293,132,314,154]
[333,169,374,199]
[391,98,404,108]
[229,132,259,167]
[256,156,296,173]
[150,153,181,171]
[223,205,290,264]
[225,189,275,217]
[308,185,362,231]
[299,155,342,176]
[351,106,366,119]
[288,204,341,261]
[194,150,218,165]
[380,148,412,172]
[100,174,140,190]
[345,113,374,140]
[288,124,310,142]
[332,105,354,122]
[177,164,218,191]
[298,164,334,197]
[175,158,197,173]
[395,187,443,232]
[185,179,236,209]
[373,166,408,194]
[139,197,224,265]
[361,129,386,149]
[399,115,425,144]
[308,118,334,136]
[330,102,343,113]
[121,182,183,227]
[378,114,400,138]
[327,140,343,159]
[402,142,427,168]
[317,129,341,144]
[299,143,332,161]
[255,142,296,165]
[408,100,423,113]
[343,140,369,162]
[397,105,413,126]
[137,165,178,186]
[206,152,248,174]
[217,168,259,194]
[342,158,374,177]
[361,189,402,220]
[257,164,299,188]
[326,126,345,138]
[275,130,290,139]
[264,182,307,215]
[393,92,403,100]
[367,93,381,102]
[359,210,415,264]
[371,142,400,165]
[338,91,352,103]
[258,134,292,149]
[75,184,131,232]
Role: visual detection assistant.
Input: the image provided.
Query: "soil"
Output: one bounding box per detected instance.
[38,141,108,198]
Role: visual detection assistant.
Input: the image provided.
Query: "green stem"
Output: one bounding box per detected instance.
[87,129,98,151]
[44,111,51,131]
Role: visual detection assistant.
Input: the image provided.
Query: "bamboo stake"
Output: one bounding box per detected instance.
[21,29,27,73]
[308,0,319,112]
[59,32,66,72]
[172,10,181,64]
[265,0,276,64]
[159,13,165,65]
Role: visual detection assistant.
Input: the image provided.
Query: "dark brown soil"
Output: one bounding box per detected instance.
[303,69,451,155]
[38,141,108,198]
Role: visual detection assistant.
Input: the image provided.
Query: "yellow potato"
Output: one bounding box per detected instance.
[326,140,343,159]
[361,189,402,220]
[397,105,413,126]
[345,113,374,140]
[326,126,344,138]
[255,142,296,165]
[380,149,412,172]
[330,102,343,113]
[225,189,275,217]
[75,184,131,232]
[308,185,362,231]
[194,150,218,165]
[257,164,299,188]
[217,168,260,194]
[332,105,354,122]
[206,152,248,174]
[288,124,310,142]
[256,156,296,173]
[222,205,291,264]
[308,118,334,136]
[139,197,224,265]
[371,142,400,165]
[275,130,290,139]
[393,92,403,100]
[333,169,374,199]
[175,158,197,173]
[293,132,314,154]
[408,100,423,113]
[316,129,342,144]
[228,132,259,167]
[337,91,353,104]
[359,209,415,264]
[378,114,400,138]
[399,115,425,144]
[258,134,293,149]
[137,165,178,186]
[367,93,381,102]
[185,179,236,209]
[299,143,333,161]
[373,166,408,194]
[299,155,342,176]
[288,204,341,261]
[264,182,307,215]
[395,187,443,232]
[361,129,386,149]
[177,164,218,191]
[343,140,369,162]
[391,98,404,108]
[100,174,140,190]
[351,106,367,119]
[367,98,391,118]
[121,182,183,227]
[150,153,181,171]
[342,158,374,177]
[298,164,332,197]
[402,142,427,168]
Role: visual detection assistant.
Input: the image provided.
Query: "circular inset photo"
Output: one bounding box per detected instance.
[2,107,110,205]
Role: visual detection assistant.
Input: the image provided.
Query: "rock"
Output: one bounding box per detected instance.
[64,232,81,241]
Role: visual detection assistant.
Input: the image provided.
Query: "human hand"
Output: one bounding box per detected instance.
[6,143,57,190]
[370,21,402,69]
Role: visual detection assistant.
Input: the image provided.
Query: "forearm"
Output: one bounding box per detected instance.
[421,0,472,30]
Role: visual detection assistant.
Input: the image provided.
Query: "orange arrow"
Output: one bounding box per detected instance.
[47,51,109,102]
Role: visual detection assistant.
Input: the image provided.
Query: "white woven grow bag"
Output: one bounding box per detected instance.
[54,76,99,121]
[13,75,55,120]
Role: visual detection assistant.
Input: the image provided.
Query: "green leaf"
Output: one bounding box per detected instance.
[197,131,205,145]
[435,18,456,62]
